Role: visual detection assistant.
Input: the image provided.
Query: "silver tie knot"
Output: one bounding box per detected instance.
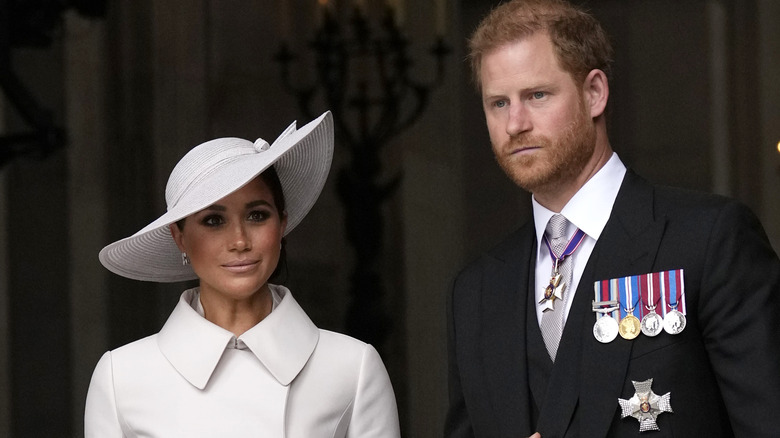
[546,214,569,252]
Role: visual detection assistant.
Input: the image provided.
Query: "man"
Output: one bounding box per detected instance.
[445,1,780,437]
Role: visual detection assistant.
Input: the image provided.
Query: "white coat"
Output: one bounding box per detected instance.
[85,285,400,437]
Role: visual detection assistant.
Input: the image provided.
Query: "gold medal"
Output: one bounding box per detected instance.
[619,314,641,340]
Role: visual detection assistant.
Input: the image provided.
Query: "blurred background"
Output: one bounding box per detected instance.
[0,0,778,436]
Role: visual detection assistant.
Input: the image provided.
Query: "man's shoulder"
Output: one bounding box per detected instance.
[625,170,744,217]
[619,171,765,242]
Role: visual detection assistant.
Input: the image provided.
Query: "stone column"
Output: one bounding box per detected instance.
[64,11,109,435]
[759,0,780,252]
[0,97,10,438]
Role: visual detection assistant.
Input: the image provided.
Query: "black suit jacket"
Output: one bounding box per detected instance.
[445,171,780,437]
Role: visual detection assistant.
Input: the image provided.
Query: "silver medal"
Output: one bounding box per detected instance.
[593,315,619,343]
[663,309,686,335]
[641,308,664,337]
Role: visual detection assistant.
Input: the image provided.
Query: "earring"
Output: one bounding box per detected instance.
[181,253,190,266]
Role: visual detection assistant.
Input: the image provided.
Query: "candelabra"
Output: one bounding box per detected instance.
[275,4,448,348]
[0,1,106,168]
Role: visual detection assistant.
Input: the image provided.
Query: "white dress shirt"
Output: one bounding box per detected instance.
[532,153,627,325]
[85,284,400,437]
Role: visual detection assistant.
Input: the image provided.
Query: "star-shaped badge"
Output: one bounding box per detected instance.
[539,273,565,312]
[618,379,673,432]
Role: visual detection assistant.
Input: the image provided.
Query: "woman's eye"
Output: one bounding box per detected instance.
[248,210,271,222]
[202,215,224,227]
[494,100,507,108]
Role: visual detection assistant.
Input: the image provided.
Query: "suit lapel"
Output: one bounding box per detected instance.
[480,225,537,436]
[535,171,669,437]
[579,171,668,437]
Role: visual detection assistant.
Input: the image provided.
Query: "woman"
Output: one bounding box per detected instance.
[85,111,401,437]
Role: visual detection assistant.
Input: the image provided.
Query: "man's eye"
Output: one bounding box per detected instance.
[532,91,546,99]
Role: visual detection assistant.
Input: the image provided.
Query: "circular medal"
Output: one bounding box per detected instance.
[663,309,686,335]
[640,311,664,337]
[593,315,619,343]
[618,314,641,340]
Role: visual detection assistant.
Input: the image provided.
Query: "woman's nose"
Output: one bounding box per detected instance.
[230,224,251,251]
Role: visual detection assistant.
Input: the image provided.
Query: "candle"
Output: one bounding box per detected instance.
[386,0,404,26]
[354,0,365,14]
[435,0,446,35]
[318,0,332,25]
[281,0,290,39]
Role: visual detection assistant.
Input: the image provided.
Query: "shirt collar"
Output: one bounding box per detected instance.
[532,152,626,247]
[157,284,319,390]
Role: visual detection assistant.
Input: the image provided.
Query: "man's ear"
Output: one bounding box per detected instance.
[583,69,609,119]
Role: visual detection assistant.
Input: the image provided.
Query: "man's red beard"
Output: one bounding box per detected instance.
[493,104,596,195]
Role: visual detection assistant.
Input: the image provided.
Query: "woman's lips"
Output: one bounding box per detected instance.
[222,260,259,273]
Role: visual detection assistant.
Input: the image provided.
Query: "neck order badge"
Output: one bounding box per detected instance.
[538,227,586,312]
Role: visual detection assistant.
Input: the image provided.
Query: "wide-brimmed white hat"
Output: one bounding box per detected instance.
[99,111,334,282]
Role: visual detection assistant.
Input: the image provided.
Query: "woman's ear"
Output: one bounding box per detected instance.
[169,224,186,252]
[583,68,609,119]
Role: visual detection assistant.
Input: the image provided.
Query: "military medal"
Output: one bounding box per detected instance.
[640,274,663,337]
[663,308,686,335]
[618,276,641,340]
[539,228,586,311]
[593,278,620,343]
[594,315,619,343]
[662,270,686,335]
[618,378,673,432]
[619,313,641,340]
[595,270,687,341]
[641,306,664,337]
[592,300,619,343]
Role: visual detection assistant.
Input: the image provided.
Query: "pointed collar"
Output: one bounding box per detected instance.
[532,152,626,250]
[157,285,319,390]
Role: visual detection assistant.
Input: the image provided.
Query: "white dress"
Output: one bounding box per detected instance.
[85,285,401,437]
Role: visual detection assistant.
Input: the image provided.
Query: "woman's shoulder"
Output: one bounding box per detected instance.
[316,329,369,349]
[96,334,165,374]
[310,329,385,370]
[108,333,160,356]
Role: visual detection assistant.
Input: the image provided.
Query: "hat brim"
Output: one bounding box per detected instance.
[98,111,334,282]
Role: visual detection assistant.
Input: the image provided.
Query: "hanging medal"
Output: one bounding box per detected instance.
[539,228,586,312]
[663,270,686,335]
[640,273,663,337]
[618,276,641,340]
[592,279,619,343]
[539,261,564,313]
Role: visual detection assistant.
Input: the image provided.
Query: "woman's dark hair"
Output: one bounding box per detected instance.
[259,165,288,283]
[175,165,289,283]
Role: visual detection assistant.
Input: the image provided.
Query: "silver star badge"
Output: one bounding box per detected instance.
[539,273,565,312]
[618,379,673,432]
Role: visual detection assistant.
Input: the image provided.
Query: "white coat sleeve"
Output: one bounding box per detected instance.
[347,345,401,438]
[84,351,125,438]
